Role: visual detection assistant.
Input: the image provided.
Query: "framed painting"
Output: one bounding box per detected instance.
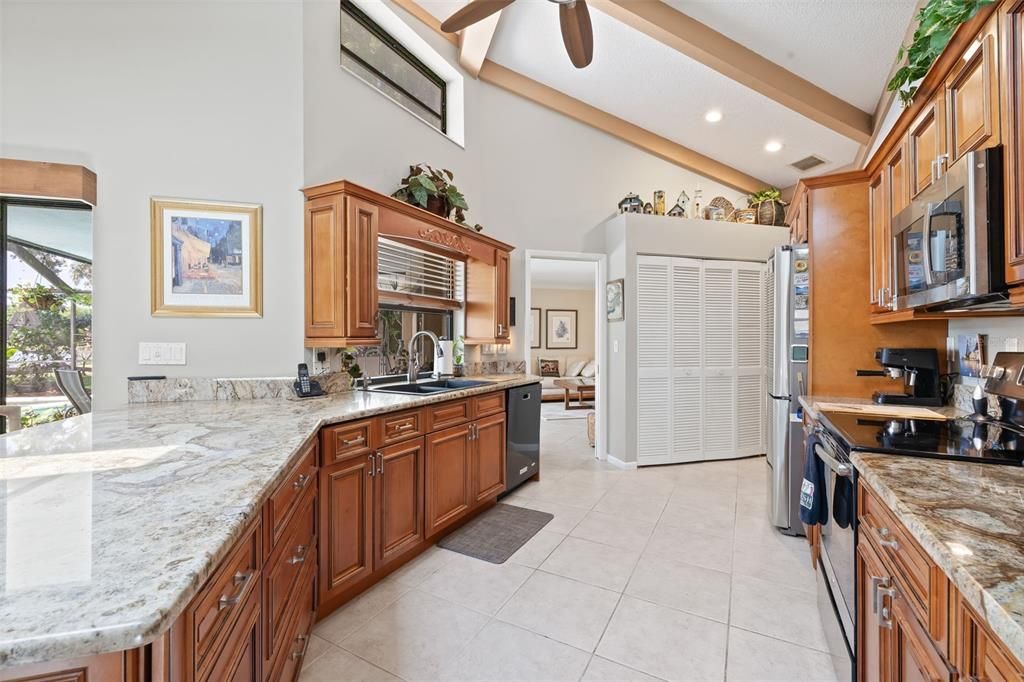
[150,198,262,317]
[606,278,624,321]
[546,309,577,349]
[530,307,542,349]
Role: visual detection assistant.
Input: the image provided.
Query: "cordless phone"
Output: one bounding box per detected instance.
[293,363,324,398]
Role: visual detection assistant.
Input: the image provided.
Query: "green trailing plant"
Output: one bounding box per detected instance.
[393,164,470,224]
[747,187,784,206]
[341,350,363,386]
[887,0,993,106]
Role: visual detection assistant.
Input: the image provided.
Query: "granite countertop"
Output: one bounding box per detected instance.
[0,374,540,669]
[853,453,1024,666]
[798,395,967,421]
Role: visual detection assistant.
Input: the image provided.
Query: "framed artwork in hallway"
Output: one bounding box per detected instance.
[546,309,577,349]
[150,197,263,317]
[530,307,542,348]
[606,278,624,321]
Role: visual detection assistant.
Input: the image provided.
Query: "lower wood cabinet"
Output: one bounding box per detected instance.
[473,412,506,504]
[375,437,425,570]
[889,579,952,682]
[856,535,889,682]
[319,449,374,602]
[0,652,132,682]
[425,423,474,538]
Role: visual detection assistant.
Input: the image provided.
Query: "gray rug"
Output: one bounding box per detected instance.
[438,503,554,563]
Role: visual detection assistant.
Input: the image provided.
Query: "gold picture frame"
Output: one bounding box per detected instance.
[150,197,263,317]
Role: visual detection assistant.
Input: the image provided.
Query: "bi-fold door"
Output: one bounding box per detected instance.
[636,255,766,466]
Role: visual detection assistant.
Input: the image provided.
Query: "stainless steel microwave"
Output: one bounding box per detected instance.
[890,145,1005,311]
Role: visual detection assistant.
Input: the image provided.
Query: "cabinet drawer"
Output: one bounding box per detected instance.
[859,482,938,633]
[187,519,261,680]
[426,399,470,431]
[268,564,317,682]
[199,586,260,682]
[323,419,373,464]
[265,440,318,554]
[380,409,424,445]
[264,485,316,668]
[472,391,505,418]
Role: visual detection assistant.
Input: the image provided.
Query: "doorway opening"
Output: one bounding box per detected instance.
[524,250,607,461]
[1,198,93,431]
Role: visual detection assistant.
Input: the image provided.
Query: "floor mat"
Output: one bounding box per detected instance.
[437,503,554,563]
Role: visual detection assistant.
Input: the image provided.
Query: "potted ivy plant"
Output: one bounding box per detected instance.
[393,164,470,224]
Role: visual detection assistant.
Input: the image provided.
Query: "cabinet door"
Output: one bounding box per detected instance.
[957,596,1024,681]
[856,536,890,682]
[472,413,506,504]
[868,169,888,307]
[908,94,947,198]
[304,194,345,340]
[344,196,379,342]
[945,23,999,161]
[425,423,473,538]
[889,582,953,682]
[319,451,374,603]
[1004,3,1024,284]
[375,437,425,570]
[0,653,127,682]
[495,250,510,340]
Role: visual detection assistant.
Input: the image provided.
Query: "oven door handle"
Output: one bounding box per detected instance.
[814,443,852,478]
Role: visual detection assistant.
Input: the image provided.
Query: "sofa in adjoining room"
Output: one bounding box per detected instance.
[537,356,596,401]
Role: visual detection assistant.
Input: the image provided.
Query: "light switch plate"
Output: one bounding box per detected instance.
[139,342,187,365]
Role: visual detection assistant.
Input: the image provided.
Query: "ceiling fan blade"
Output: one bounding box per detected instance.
[440,0,515,33]
[559,0,593,68]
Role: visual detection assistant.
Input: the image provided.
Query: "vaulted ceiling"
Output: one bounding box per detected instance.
[408,0,919,189]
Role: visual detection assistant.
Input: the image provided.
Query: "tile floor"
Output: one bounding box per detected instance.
[301,404,838,681]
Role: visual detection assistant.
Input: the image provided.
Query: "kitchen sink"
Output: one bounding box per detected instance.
[370,378,493,394]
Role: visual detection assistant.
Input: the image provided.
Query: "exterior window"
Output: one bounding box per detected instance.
[341,0,447,132]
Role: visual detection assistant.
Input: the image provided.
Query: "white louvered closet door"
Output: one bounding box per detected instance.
[636,257,672,465]
[670,259,703,463]
[701,264,738,459]
[736,264,767,456]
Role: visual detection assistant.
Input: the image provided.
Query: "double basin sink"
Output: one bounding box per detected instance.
[370,378,493,395]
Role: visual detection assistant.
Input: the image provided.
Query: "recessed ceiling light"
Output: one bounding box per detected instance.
[704,110,723,123]
[764,140,783,153]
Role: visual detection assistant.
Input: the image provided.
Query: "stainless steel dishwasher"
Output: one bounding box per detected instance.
[504,382,541,493]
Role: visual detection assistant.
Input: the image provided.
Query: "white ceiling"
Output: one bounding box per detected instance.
[411,0,918,188]
[530,258,597,290]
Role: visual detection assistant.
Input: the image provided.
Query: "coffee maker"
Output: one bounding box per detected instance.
[856,348,943,406]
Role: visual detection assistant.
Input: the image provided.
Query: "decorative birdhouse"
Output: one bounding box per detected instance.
[618,193,643,213]
[667,203,687,218]
[643,202,654,214]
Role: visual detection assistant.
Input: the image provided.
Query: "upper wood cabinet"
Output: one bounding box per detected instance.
[302,180,514,348]
[1004,1,1024,284]
[908,93,948,198]
[868,169,888,308]
[945,16,1001,162]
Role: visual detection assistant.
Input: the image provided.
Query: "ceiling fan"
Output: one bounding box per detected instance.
[440,0,594,68]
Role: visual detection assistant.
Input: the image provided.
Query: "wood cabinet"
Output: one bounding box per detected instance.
[319,449,374,603]
[465,249,512,344]
[868,168,888,308]
[857,533,890,682]
[375,437,425,570]
[472,412,506,504]
[0,652,132,682]
[425,422,474,538]
[889,580,953,682]
[1003,1,1024,284]
[946,18,1001,161]
[957,594,1023,681]
[909,93,948,198]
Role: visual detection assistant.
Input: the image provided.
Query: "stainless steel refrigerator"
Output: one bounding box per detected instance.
[766,244,810,536]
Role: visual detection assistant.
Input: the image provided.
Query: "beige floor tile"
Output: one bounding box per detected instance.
[441,620,591,682]
[540,536,640,592]
[387,545,456,587]
[314,579,409,645]
[670,481,738,515]
[582,656,664,681]
[625,554,731,623]
[658,499,735,539]
[497,570,620,651]
[300,634,333,671]
[507,528,566,568]
[726,628,838,681]
[340,590,488,680]
[519,479,610,510]
[731,534,815,592]
[509,497,589,534]
[570,510,655,552]
[419,552,534,615]
[300,644,402,682]
[596,595,727,681]
[592,489,669,523]
[643,523,733,573]
[730,574,830,652]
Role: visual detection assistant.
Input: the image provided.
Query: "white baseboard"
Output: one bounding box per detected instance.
[606,453,637,470]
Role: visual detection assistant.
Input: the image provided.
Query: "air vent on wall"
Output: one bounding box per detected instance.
[790,155,827,171]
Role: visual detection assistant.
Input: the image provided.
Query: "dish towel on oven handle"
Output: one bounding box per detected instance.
[799,432,829,526]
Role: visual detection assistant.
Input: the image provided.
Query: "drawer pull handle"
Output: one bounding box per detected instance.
[292,474,310,491]
[290,634,308,660]
[288,545,308,565]
[218,571,252,610]
[395,422,414,431]
[342,435,365,446]
[877,527,899,550]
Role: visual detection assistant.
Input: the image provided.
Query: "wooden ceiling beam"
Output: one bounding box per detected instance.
[590,0,873,145]
[477,61,767,194]
[458,11,502,78]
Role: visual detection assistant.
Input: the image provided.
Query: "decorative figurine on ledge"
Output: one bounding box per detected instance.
[668,190,690,218]
[618,193,643,213]
[653,190,666,215]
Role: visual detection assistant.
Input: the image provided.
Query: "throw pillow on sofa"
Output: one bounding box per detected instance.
[539,359,561,377]
[565,359,587,377]
[580,360,597,378]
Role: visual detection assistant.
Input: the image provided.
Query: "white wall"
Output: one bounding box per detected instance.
[529,287,596,373]
[0,1,304,408]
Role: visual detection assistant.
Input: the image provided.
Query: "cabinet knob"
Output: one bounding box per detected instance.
[293,473,310,490]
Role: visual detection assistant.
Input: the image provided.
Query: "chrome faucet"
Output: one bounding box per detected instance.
[407,330,444,383]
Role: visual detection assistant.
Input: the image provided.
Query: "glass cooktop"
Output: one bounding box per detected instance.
[820,411,1024,466]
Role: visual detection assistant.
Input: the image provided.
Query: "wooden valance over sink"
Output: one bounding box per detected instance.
[301,179,514,348]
